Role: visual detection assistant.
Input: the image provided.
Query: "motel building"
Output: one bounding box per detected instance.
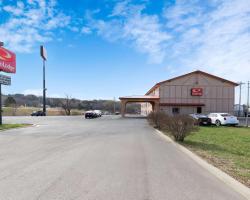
[119,70,239,117]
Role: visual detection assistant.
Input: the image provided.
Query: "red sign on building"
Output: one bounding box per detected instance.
[0,47,16,73]
[191,88,203,96]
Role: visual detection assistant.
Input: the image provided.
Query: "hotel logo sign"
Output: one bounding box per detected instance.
[0,47,16,73]
[191,88,203,96]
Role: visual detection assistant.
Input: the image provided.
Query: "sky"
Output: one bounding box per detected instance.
[0,0,250,102]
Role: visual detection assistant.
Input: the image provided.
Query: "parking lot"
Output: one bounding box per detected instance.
[0,116,247,200]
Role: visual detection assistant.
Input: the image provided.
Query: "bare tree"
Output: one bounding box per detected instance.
[61,95,73,116]
[148,112,199,142]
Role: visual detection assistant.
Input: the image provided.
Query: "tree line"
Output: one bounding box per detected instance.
[3,94,140,114]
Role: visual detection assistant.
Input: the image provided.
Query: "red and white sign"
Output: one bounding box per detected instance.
[0,47,16,73]
[191,88,203,96]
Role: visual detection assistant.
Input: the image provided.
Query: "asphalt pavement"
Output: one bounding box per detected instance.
[0,116,247,200]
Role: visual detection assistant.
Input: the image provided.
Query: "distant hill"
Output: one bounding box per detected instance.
[2,94,140,114]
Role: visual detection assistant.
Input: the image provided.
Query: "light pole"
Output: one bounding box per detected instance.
[40,46,47,115]
[43,59,46,114]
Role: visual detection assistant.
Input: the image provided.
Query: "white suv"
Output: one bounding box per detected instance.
[208,113,239,126]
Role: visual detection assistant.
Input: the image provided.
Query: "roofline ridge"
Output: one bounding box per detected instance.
[145,70,239,95]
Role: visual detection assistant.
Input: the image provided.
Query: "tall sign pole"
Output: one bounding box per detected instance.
[40,46,47,115]
[246,81,250,127]
[0,42,15,125]
[0,42,3,125]
[43,58,46,114]
[113,97,116,114]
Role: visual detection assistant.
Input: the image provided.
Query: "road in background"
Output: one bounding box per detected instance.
[0,116,246,200]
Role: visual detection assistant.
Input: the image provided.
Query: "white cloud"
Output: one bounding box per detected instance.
[23,89,42,96]
[0,0,70,53]
[3,1,24,16]
[84,0,250,81]
[123,14,171,63]
[81,26,92,34]
[86,1,171,64]
[160,0,250,103]
[163,0,250,83]
[23,89,63,98]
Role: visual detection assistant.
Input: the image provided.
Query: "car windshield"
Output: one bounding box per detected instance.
[197,114,207,117]
[190,114,207,118]
[221,114,231,117]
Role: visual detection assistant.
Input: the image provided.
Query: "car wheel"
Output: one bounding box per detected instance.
[215,120,221,126]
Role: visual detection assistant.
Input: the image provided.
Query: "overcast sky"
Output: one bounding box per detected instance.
[0,0,249,102]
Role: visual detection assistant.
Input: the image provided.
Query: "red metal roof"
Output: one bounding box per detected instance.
[119,95,159,100]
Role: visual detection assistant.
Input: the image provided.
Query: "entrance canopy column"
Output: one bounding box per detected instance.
[120,100,127,117]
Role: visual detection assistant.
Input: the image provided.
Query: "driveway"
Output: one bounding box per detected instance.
[0,116,247,200]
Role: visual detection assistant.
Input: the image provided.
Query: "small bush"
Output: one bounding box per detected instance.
[148,112,199,142]
[147,111,169,129]
[166,115,198,142]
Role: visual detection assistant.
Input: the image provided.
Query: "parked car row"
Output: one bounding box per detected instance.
[208,113,239,126]
[31,111,46,116]
[189,114,212,126]
[30,109,239,126]
[85,110,102,119]
[189,113,239,126]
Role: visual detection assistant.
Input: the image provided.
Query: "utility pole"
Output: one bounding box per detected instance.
[0,41,3,125]
[246,81,249,127]
[238,82,245,117]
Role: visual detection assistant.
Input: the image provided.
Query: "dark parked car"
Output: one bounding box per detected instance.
[189,114,212,126]
[85,111,98,119]
[31,111,46,116]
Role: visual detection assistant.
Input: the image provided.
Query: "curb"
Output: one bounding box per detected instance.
[154,129,250,200]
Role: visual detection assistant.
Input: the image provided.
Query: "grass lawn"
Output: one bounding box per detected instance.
[0,124,30,131]
[182,126,250,187]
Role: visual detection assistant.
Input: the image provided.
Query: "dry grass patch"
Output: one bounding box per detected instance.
[3,107,83,116]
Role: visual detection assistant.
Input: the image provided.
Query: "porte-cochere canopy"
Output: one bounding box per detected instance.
[119,95,159,117]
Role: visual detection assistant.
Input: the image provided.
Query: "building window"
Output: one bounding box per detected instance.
[172,107,180,114]
[197,107,202,114]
